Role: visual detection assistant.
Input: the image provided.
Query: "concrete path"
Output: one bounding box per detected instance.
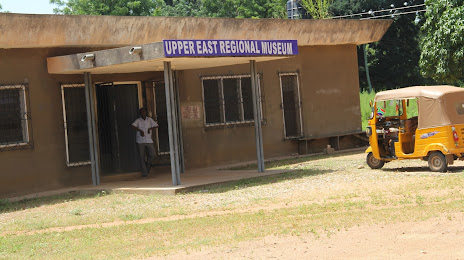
[7,162,292,201]
[6,148,364,202]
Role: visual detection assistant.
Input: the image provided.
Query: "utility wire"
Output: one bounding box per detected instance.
[361,9,426,19]
[330,3,425,19]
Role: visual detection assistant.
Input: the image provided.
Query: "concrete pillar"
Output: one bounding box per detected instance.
[84,72,100,186]
[164,62,181,185]
[250,60,265,172]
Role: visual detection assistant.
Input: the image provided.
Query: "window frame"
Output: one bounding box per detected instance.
[0,84,32,149]
[201,74,263,127]
[61,84,91,167]
[278,72,303,139]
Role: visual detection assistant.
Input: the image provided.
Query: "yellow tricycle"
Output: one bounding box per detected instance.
[366,85,464,172]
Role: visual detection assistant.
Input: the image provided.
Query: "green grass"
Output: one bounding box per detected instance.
[2,198,463,259]
[2,153,464,259]
[360,90,376,130]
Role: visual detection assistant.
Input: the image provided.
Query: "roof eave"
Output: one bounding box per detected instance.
[0,13,392,49]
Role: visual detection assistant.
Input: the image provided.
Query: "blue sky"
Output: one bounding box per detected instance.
[1,0,56,14]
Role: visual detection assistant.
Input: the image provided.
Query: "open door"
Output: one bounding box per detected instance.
[96,82,140,174]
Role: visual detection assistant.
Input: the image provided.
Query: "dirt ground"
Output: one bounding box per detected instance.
[163,215,464,259]
[3,152,464,259]
[162,153,464,260]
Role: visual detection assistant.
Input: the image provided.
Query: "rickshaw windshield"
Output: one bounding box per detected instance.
[376,100,402,118]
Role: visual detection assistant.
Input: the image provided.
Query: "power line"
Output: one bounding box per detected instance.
[361,9,426,20]
[331,3,425,19]
[330,3,425,19]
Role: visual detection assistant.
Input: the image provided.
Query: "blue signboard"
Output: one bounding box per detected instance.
[163,39,298,57]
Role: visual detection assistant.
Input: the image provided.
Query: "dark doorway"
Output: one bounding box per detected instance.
[154,82,170,154]
[96,83,140,174]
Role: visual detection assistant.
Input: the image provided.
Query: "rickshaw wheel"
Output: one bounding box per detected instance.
[367,152,385,169]
[428,152,447,172]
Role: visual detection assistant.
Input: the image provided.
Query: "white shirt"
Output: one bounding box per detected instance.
[132,117,158,144]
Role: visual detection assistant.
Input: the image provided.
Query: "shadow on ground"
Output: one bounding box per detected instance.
[0,191,106,214]
[1,152,355,211]
[187,168,333,194]
[382,166,464,173]
[227,151,362,171]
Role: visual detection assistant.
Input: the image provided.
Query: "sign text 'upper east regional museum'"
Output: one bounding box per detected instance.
[164,40,299,57]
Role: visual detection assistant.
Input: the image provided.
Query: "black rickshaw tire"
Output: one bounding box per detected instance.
[428,151,447,172]
[366,152,385,169]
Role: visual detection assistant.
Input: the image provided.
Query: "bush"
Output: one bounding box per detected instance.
[359,90,376,130]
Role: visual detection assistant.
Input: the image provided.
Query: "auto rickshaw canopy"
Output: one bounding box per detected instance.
[374,85,464,129]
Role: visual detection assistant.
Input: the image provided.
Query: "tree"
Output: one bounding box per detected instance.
[299,0,333,19]
[50,0,287,18]
[0,3,9,13]
[419,0,464,83]
[230,0,287,18]
[330,0,432,91]
[50,0,165,16]
[196,0,286,19]
[329,0,386,18]
[160,0,202,17]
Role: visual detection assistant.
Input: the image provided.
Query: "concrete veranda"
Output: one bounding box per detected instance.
[6,158,296,202]
[5,149,365,202]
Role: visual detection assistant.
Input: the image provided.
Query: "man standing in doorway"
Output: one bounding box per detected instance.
[132,108,158,177]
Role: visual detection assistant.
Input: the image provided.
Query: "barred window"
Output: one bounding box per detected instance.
[203,79,222,124]
[279,73,303,138]
[61,84,90,166]
[0,84,32,150]
[202,75,262,126]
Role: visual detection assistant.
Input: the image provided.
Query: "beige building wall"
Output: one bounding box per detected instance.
[0,48,88,197]
[0,44,360,197]
[179,45,361,169]
[299,45,362,137]
[0,48,163,197]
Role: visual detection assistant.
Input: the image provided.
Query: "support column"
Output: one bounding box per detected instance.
[84,72,100,186]
[174,71,185,173]
[164,62,181,185]
[250,60,265,172]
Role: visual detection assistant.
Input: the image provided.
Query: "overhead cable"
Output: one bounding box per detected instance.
[330,3,426,19]
[360,9,426,20]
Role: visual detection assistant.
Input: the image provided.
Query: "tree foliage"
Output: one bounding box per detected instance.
[160,0,202,16]
[330,0,432,91]
[50,0,165,16]
[144,0,287,18]
[199,0,286,18]
[299,0,332,19]
[0,3,9,12]
[419,0,464,83]
[50,0,287,18]
[329,0,388,18]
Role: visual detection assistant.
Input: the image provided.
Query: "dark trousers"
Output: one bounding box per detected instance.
[137,143,156,175]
